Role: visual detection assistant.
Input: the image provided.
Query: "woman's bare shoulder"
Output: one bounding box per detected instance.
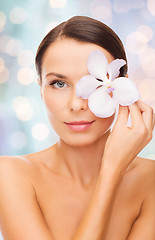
[0,155,37,196]
[0,155,53,240]
[0,146,53,171]
[0,146,56,180]
[0,154,36,177]
[134,156,155,188]
[0,154,29,171]
[124,156,155,196]
[136,156,155,172]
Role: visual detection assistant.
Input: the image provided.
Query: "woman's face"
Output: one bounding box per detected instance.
[40,38,116,146]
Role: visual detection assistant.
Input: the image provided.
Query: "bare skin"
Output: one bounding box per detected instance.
[0,39,155,240]
[0,145,155,240]
[22,147,155,240]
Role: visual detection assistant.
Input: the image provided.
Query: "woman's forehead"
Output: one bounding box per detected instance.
[42,38,114,78]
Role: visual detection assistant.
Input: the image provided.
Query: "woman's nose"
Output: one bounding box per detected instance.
[69,89,88,112]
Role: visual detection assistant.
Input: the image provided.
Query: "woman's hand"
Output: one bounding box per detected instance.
[101,100,155,176]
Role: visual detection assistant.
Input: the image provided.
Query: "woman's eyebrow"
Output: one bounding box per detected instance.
[46,72,67,79]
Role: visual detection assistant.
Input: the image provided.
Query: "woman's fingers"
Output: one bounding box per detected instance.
[128,102,145,129]
[114,101,154,143]
[115,105,129,127]
[103,100,154,174]
[136,100,155,131]
[128,100,154,144]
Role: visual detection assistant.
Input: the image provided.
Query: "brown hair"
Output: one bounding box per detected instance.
[35,16,127,84]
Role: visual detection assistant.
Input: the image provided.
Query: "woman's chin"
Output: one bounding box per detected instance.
[64,139,95,147]
[59,132,109,147]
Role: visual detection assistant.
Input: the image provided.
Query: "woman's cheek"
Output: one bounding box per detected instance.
[43,88,68,114]
[98,114,115,132]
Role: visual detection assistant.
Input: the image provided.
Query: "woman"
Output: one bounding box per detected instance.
[0,16,155,240]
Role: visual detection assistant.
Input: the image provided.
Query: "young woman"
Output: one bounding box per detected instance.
[0,16,155,240]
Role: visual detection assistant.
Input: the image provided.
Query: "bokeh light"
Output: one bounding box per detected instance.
[136,25,153,42]
[126,31,148,54]
[49,0,67,8]
[0,57,5,72]
[139,47,155,77]
[17,50,34,67]
[6,38,23,56]
[17,67,36,85]
[32,123,49,141]
[90,0,112,25]
[0,11,6,32]
[147,0,155,16]
[138,79,155,102]
[90,5,112,24]
[12,97,33,121]
[9,7,26,24]
[0,66,9,84]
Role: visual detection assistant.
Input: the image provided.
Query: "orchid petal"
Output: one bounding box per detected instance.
[108,59,126,81]
[76,75,101,99]
[112,77,140,106]
[87,49,108,80]
[88,86,116,118]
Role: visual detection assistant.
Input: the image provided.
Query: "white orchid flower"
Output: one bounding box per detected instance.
[76,49,140,118]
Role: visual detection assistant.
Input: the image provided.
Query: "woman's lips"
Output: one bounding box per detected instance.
[64,121,95,131]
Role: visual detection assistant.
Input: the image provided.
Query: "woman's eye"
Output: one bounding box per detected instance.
[49,80,68,89]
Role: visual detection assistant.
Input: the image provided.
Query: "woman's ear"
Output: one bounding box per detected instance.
[125,73,128,78]
[37,78,43,100]
[37,78,41,86]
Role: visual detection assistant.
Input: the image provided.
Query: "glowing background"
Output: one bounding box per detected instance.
[0,0,155,239]
[0,0,155,158]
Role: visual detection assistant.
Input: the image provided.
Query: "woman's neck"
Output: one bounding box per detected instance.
[53,130,111,187]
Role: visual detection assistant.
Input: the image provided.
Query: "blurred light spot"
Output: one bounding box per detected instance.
[147,0,155,16]
[113,0,131,12]
[0,66,9,84]
[31,69,39,84]
[139,48,155,77]
[17,67,35,85]
[32,123,49,141]
[9,7,26,24]
[49,0,67,8]
[90,5,112,25]
[10,131,27,149]
[136,25,153,42]
[113,0,144,13]
[6,38,23,56]
[0,35,11,52]
[0,11,6,32]
[0,57,5,72]
[12,96,33,121]
[17,50,34,67]
[45,21,60,34]
[126,31,148,54]
[138,79,155,102]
